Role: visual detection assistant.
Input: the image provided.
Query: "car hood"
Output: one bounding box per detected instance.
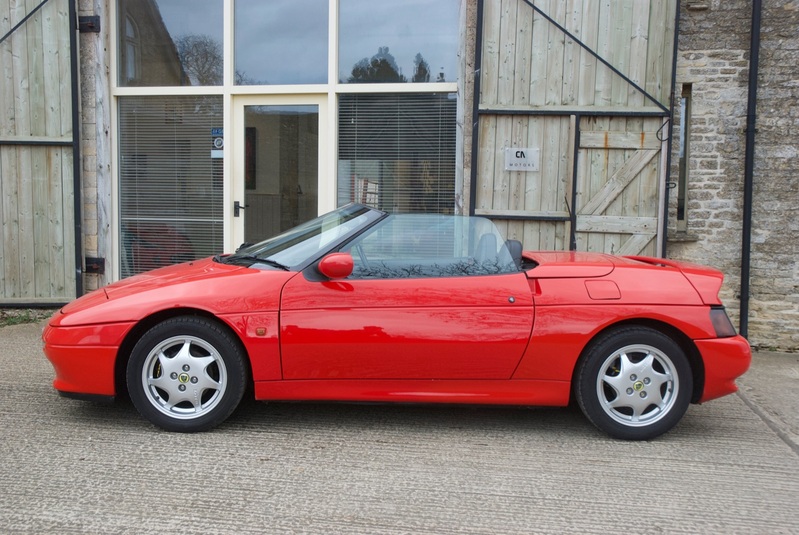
[56,257,296,327]
[101,257,249,299]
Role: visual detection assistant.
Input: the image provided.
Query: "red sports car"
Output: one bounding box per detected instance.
[43,204,751,440]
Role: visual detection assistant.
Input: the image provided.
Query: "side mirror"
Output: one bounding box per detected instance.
[318,253,353,280]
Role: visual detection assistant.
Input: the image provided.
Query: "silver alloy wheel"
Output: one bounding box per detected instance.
[595,343,679,427]
[141,335,228,420]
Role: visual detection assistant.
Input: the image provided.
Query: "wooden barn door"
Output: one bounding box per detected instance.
[472,0,677,257]
[576,117,666,255]
[0,0,77,303]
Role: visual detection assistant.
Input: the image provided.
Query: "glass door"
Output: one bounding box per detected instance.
[231,96,328,249]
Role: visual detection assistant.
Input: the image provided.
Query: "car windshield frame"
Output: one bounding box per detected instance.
[221,204,386,270]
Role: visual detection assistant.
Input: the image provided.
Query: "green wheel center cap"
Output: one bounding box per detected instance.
[633,381,645,392]
[178,373,190,384]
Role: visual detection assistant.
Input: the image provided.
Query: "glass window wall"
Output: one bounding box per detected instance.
[337,93,457,214]
[118,96,224,277]
[114,0,461,276]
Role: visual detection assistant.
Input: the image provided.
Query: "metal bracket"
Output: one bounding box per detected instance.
[78,16,100,33]
[85,257,105,274]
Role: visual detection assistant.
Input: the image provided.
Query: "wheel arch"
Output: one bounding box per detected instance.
[113,308,252,400]
[570,319,705,405]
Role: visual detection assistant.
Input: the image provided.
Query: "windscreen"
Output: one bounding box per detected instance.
[233,204,382,268]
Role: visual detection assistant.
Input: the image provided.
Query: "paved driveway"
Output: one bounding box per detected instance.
[1,321,797,534]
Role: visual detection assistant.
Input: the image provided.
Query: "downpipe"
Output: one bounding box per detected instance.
[740,0,762,338]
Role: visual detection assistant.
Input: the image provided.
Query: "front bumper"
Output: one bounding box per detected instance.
[42,322,134,397]
[696,335,752,403]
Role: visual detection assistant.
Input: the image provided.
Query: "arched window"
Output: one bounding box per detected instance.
[123,15,140,83]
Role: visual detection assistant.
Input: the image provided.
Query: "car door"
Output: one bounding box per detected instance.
[279,215,534,380]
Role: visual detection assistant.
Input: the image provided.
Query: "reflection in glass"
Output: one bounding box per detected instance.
[337,93,457,214]
[117,0,223,87]
[118,96,224,277]
[244,106,319,243]
[339,0,459,84]
[123,16,140,83]
[235,0,328,85]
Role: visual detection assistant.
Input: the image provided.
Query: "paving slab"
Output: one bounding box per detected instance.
[0,321,797,534]
[736,351,799,452]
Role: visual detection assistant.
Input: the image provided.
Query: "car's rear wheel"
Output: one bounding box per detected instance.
[126,316,247,432]
[575,326,692,440]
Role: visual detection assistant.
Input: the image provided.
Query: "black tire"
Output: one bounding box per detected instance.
[126,316,248,432]
[575,326,692,440]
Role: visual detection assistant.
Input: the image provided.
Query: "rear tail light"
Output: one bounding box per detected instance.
[710,306,737,338]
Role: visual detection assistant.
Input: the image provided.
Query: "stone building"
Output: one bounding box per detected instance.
[669,0,799,350]
[1,0,796,350]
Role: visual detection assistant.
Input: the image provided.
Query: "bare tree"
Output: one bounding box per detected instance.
[175,34,223,85]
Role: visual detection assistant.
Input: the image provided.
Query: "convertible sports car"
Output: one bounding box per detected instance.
[43,204,751,440]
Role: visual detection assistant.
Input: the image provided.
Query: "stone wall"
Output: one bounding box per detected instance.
[749,0,799,350]
[669,0,799,351]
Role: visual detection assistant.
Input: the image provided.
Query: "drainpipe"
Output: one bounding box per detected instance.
[69,0,84,297]
[740,0,762,338]
[661,1,682,259]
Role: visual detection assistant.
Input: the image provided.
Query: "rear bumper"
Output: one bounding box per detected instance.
[696,335,752,403]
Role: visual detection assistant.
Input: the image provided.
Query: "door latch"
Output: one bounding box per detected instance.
[234,201,249,217]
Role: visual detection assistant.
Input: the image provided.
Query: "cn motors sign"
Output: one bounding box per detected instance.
[504,147,540,172]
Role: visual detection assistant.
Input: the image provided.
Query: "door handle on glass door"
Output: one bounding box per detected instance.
[234,201,249,217]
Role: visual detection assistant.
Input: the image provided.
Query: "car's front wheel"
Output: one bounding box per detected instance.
[126,316,248,432]
[575,326,692,440]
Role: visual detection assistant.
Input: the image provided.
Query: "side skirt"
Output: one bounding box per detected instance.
[58,390,115,403]
[254,379,571,407]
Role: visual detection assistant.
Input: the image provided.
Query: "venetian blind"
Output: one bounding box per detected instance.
[337,93,457,214]
[118,96,224,278]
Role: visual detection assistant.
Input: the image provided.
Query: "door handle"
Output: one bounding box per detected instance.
[234,201,249,217]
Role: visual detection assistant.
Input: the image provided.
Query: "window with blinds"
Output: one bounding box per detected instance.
[337,93,457,214]
[118,96,224,278]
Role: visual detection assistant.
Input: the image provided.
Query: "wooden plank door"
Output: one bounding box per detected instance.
[0,0,77,303]
[471,0,677,256]
[474,114,573,252]
[575,117,666,256]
